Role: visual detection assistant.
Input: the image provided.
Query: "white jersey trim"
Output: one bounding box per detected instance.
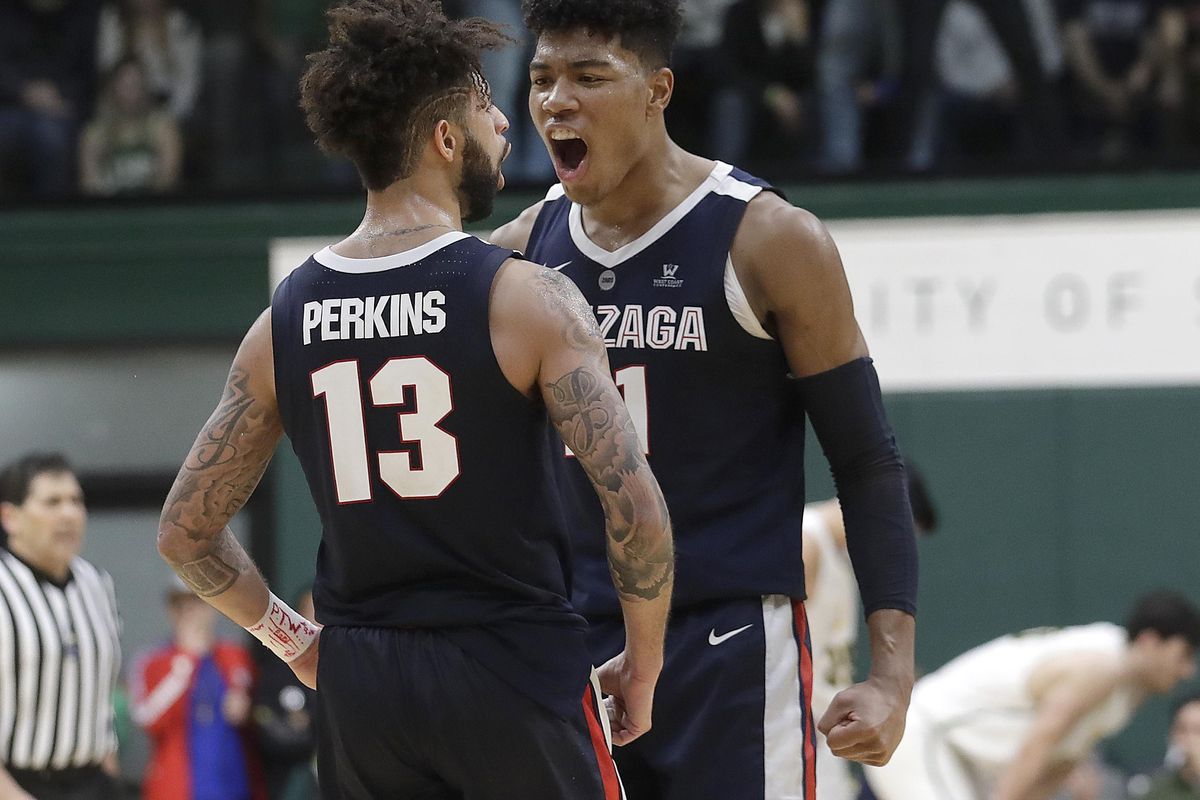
[313,231,472,273]
[567,161,742,269]
[762,595,808,799]
[724,256,773,340]
[544,184,566,202]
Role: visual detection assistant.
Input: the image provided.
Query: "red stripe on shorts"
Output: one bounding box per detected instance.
[793,599,818,799]
[582,685,621,800]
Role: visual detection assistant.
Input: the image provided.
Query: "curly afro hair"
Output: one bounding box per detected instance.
[300,0,511,191]
[522,0,682,68]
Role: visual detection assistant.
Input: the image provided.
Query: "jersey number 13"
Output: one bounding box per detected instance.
[311,357,460,502]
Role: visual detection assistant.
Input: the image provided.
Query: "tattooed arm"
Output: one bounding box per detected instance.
[157,310,319,687]
[489,258,674,744]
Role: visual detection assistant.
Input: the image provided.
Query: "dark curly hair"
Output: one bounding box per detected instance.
[522,0,683,68]
[300,0,510,191]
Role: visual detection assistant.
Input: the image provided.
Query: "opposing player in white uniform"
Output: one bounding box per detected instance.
[805,468,938,800]
[865,591,1200,800]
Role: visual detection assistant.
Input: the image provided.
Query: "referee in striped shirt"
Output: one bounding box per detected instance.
[0,454,122,800]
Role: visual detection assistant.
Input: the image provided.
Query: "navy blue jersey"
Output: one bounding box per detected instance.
[525,162,807,617]
[271,232,590,716]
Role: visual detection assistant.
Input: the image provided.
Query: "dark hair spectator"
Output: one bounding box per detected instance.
[79,56,183,195]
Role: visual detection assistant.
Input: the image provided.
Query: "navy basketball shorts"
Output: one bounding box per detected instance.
[587,595,817,800]
[315,626,625,800]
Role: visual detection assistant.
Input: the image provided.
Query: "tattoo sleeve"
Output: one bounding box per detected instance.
[159,365,282,594]
[536,270,674,603]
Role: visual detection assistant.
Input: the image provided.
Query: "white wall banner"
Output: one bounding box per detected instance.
[828,211,1200,391]
[271,210,1200,392]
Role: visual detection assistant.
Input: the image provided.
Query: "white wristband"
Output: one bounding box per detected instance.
[246,592,320,663]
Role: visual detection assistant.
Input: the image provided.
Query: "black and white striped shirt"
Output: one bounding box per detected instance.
[0,549,121,771]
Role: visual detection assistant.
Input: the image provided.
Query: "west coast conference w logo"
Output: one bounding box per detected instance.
[654,263,684,289]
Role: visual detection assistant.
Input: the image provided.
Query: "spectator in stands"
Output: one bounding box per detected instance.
[96,0,202,122]
[666,0,740,159]
[902,0,1066,170]
[1158,0,1200,157]
[132,578,267,800]
[1061,0,1166,162]
[253,587,318,800]
[920,0,1064,168]
[1142,693,1200,799]
[815,0,904,173]
[79,56,182,195]
[719,0,816,168]
[0,0,102,197]
[176,0,329,188]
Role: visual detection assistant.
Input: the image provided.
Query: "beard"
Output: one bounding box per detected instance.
[457,132,502,224]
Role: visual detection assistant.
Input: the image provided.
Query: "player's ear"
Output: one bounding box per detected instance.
[432,119,458,164]
[647,67,673,116]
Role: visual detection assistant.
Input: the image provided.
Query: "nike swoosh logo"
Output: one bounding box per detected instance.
[551,261,572,271]
[708,624,753,646]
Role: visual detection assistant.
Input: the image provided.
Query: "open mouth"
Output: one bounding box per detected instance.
[548,129,589,180]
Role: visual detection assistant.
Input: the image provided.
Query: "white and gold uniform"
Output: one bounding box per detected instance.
[865,623,1136,800]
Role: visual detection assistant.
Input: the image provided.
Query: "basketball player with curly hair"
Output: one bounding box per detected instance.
[157,2,674,797]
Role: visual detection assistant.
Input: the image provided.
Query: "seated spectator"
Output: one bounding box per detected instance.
[79,57,182,195]
[1142,693,1200,799]
[815,0,903,173]
[718,0,816,168]
[96,0,201,122]
[0,0,102,197]
[1061,0,1166,162]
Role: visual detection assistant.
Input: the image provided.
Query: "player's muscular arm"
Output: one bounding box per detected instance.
[158,311,319,687]
[530,267,674,610]
[490,259,673,744]
[734,196,916,766]
[992,659,1122,800]
[488,200,544,252]
[158,310,280,619]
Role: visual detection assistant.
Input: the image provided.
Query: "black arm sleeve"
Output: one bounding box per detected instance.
[796,357,918,617]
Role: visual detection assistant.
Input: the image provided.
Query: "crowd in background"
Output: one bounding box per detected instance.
[3,0,1200,199]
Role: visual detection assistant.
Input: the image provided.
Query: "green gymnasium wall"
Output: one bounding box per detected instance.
[3,170,1199,771]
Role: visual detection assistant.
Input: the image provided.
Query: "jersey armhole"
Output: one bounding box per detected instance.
[724,255,773,340]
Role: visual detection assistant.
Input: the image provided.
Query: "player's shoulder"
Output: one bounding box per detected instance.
[495,257,587,317]
[737,192,832,258]
[733,191,844,301]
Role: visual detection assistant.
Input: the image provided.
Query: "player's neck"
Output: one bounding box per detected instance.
[336,180,463,259]
[581,138,713,246]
